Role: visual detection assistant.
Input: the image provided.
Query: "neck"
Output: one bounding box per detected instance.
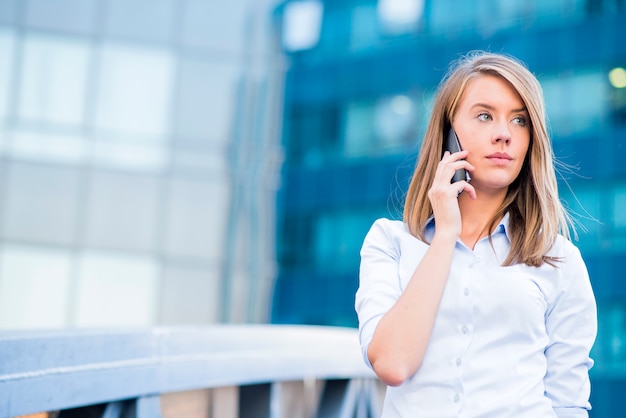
[458,188,507,249]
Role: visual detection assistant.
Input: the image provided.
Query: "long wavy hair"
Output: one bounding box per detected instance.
[403,51,574,267]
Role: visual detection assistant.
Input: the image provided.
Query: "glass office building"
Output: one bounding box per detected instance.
[0,0,283,328]
[271,0,626,415]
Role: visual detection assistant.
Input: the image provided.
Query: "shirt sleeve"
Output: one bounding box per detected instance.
[544,243,597,417]
[354,219,403,370]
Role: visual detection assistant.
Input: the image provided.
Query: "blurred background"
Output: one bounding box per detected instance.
[0,0,624,415]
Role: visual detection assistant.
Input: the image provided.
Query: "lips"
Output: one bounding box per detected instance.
[486,152,513,166]
[487,152,512,160]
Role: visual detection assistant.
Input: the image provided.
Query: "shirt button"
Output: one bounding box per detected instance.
[456,358,462,366]
[468,263,475,268]
[453,394,460,403]
[461,325,469,334]
[463,288,470,296]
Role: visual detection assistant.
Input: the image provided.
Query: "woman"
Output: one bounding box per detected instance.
[355,51,597,417]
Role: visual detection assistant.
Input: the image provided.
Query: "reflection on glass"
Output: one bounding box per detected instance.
[343,94,417,157]
[377,0,424,34]
[282,0,324,52]
[609,67,626,89]
[374,94,416,149]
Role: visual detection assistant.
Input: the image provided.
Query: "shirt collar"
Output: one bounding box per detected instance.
[425,212,511,241]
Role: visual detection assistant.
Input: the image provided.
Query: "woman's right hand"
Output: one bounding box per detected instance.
[427,150,475,238]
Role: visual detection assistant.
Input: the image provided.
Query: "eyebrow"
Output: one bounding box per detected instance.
[471,103,528,113]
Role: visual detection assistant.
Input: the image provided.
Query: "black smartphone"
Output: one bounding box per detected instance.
[445,127,471,184]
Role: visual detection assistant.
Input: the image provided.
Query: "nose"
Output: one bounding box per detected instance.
[492,121,511,145]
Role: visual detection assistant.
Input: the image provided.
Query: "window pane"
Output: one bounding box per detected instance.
[84,170,160,252]
[429,0,474,35]
[350,5,378,51]
[25,0,98,34]
[76,251,159,327]
[174,58,241,143]
[181,0,247,52]
[542,70,607,136]
[160,264,220,324]
[0,0,18,24]
[18,33,90,126]
[563,187,602,252]
[613,185,626,228]
[0,28,15,120]
[164,177,230,261]
[0,245,72,329]
[344,100,375,156]
[94,43,175,139]
[374,94,417,151]
[1,162,81,245]
[314,210,375,271]
[104,0,174,43]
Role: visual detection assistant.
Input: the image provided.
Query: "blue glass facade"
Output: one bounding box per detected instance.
[272,0,626,415]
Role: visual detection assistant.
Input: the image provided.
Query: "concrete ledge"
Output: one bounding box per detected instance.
[0,325,374,417]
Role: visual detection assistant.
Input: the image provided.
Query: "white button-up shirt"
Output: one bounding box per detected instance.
[355,215,597,417]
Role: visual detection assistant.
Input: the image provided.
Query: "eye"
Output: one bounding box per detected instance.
[477,112,492,122]
[512,116,527,126]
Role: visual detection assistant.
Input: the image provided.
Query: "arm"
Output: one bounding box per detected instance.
[544,245,597,417]
[366,229,457,386]
[358,152,475,387]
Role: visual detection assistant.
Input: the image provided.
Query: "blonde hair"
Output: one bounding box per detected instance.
[403,51,573,267]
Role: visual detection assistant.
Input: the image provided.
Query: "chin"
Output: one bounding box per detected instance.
[474,179,515,193]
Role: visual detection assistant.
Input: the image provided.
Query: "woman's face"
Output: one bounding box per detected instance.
[452,74,531,195]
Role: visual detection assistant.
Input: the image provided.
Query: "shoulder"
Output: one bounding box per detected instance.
[548,234,584,263]
[364,218,411,242]
[544,235,590,292]
[361,218,416,255]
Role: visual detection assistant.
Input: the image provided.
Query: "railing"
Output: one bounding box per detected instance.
[0,325,383,418]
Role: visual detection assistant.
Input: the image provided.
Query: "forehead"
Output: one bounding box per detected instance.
[459,74,525,110]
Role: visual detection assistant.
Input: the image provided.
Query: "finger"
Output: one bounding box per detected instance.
[449,159,475,172]
[457,182,477,199]
[442,149,468,160]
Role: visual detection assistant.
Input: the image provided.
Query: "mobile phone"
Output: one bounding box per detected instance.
[445,127,471,184]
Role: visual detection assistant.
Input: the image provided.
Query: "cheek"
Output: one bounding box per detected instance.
[518,128,531,150]
[519,137,531,161]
